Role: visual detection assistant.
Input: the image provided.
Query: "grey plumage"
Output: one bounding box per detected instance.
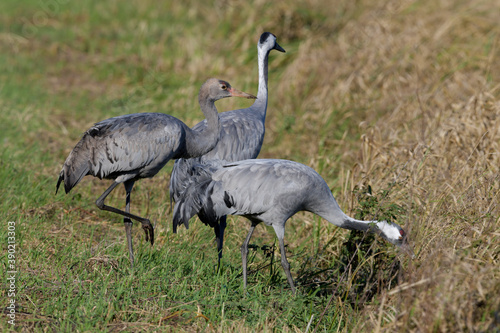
[173,159,411,293]
[57,113,190,193]
[170,33,285,261]
[56,78,256,266]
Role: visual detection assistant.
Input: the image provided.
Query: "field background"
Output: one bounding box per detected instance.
[1,0,499,331]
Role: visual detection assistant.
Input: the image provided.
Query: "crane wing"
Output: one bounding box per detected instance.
[170,108,265,202]
[212,159,316,218]
[190,108,265,161]
[86,113,187,179]
[59,113,188,192]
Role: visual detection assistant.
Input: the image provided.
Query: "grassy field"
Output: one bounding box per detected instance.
[1,0,499,331]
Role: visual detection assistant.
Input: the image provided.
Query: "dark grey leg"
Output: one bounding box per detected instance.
[214,216,227,268]
[241,223,257,289]
[277,235,296,293]
[95,181,154,245]
[124,180,135,267]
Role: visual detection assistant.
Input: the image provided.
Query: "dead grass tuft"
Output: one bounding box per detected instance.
[85,255,119,272]
[341,28,500,333]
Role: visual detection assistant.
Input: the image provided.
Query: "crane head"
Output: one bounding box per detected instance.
[377,221,415,258]
[201,78,256,102]
[259,32,286,53]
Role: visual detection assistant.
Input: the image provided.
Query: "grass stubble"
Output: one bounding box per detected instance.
[0,0,499,331]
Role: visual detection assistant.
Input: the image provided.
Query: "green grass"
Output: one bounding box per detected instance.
[4,205,380,331]
[0,2,381,330]
[1,0,499,331]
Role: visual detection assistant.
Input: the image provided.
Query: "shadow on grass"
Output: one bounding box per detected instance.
[245,231,402,308]
[297,231,402,305]
[243,184,405,310]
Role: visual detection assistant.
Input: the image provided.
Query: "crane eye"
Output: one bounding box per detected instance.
[221,84,227,90]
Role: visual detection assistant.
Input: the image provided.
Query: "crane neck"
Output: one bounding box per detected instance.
[338,215,380,233]
[184,96,221,158]
[313,194,381,233]
[253,46,271,114]
[322,205,398,243]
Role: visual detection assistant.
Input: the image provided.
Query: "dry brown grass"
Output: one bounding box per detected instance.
[269,0,500,331]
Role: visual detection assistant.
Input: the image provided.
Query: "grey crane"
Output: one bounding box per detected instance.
[56,78,256,266]
[173,159,412,293]
[170,32,285,262]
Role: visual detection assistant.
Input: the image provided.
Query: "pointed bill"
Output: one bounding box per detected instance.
[228,87,257,99]
[274,42,286,53]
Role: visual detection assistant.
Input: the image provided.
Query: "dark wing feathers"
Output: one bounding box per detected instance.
[172,161,223,232]
[56,135,93,194]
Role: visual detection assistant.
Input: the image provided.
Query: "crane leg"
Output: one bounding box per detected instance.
[214,215,227,269]
[95,181,155,246]
[124,181,135,267]
[241,222,256,290]
[273,225,296,294]
[123,180,154,246]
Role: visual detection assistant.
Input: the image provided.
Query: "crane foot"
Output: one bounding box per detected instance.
[142,221,155,245]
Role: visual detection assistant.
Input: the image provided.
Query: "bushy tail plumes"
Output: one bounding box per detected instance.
[55,170,65,195]
[169,158,196,208]
[172,182,205,233]
[55,137,92,195]
[172,161,221,233]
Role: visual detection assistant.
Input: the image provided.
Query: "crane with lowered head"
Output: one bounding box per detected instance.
[173,159,412,293]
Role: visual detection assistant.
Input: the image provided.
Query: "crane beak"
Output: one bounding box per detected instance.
[398,235,416,259]
[274,42,286,53]
[400,242,415,259]
[228,88,257,99]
